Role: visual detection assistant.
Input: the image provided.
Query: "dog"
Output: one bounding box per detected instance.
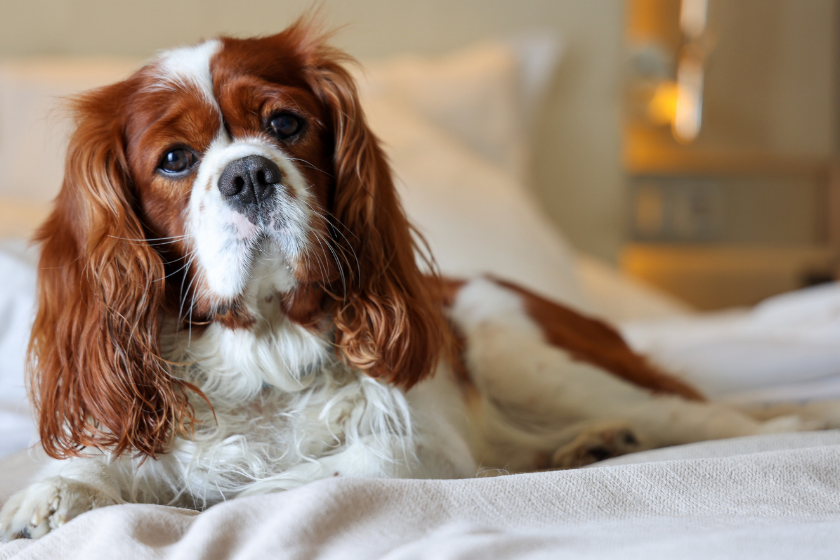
[1,19,836,541]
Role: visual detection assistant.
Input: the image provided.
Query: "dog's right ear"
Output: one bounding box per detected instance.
[28,82,197,459]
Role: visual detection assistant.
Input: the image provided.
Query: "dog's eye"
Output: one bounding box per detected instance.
[158,148,196,174]
[269,113,303,140]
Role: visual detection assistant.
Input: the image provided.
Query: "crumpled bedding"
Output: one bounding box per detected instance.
[622,282,840,403]
[2,431,840,559]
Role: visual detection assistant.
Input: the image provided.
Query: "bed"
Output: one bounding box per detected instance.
[1,39,840,559]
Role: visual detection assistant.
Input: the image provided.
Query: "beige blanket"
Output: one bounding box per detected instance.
[2,431,840,559]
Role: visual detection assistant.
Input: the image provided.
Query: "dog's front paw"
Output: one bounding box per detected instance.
[551,424,642,469]
[0,477,119,541]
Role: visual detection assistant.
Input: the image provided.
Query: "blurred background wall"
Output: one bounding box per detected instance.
[622,0,839,308]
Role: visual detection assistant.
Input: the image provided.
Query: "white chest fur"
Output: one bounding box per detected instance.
[109,318,470,507]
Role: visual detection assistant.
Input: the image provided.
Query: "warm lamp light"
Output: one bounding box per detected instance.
[628,0,710,144]
[647,81,679,125]
[646,62,703,144]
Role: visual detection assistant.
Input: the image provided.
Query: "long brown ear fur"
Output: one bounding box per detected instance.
[288,22,448,388]
[28,84,197,459]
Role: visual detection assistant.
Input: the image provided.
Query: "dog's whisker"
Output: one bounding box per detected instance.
[303,199,360,287]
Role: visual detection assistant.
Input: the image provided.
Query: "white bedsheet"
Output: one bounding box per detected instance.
[2,431,840,559]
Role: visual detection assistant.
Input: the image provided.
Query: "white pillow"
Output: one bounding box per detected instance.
[356,35,562,183]
[0,198,50,239]
[576,254,692,322]
[366,97,586,309]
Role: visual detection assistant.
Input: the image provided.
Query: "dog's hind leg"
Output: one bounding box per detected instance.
[449,278,822,471]
[737,401,840,429]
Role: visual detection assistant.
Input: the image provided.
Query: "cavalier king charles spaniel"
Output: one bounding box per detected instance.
[1,18,836,541]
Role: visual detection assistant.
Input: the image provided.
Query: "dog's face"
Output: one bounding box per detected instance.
[29,21,447,459]
[123,38,336,318]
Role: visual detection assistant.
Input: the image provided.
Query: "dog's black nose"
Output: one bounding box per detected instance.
[218,155,282,206]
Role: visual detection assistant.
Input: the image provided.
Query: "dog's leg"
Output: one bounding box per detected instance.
[737,401,840,429]
[0,457,124,541]
[465,326,815,469]
[619,395,820,448]
[450,278,819,472]
[234,435,435,496]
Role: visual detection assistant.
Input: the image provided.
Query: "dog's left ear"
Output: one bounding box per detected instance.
[290,25,447,389]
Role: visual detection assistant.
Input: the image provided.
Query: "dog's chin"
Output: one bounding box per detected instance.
[233,227,302,301]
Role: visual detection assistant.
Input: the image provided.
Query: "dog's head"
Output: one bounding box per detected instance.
[30,19,446,459]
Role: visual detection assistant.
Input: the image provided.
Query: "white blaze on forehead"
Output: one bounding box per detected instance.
[154,39,221,105]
